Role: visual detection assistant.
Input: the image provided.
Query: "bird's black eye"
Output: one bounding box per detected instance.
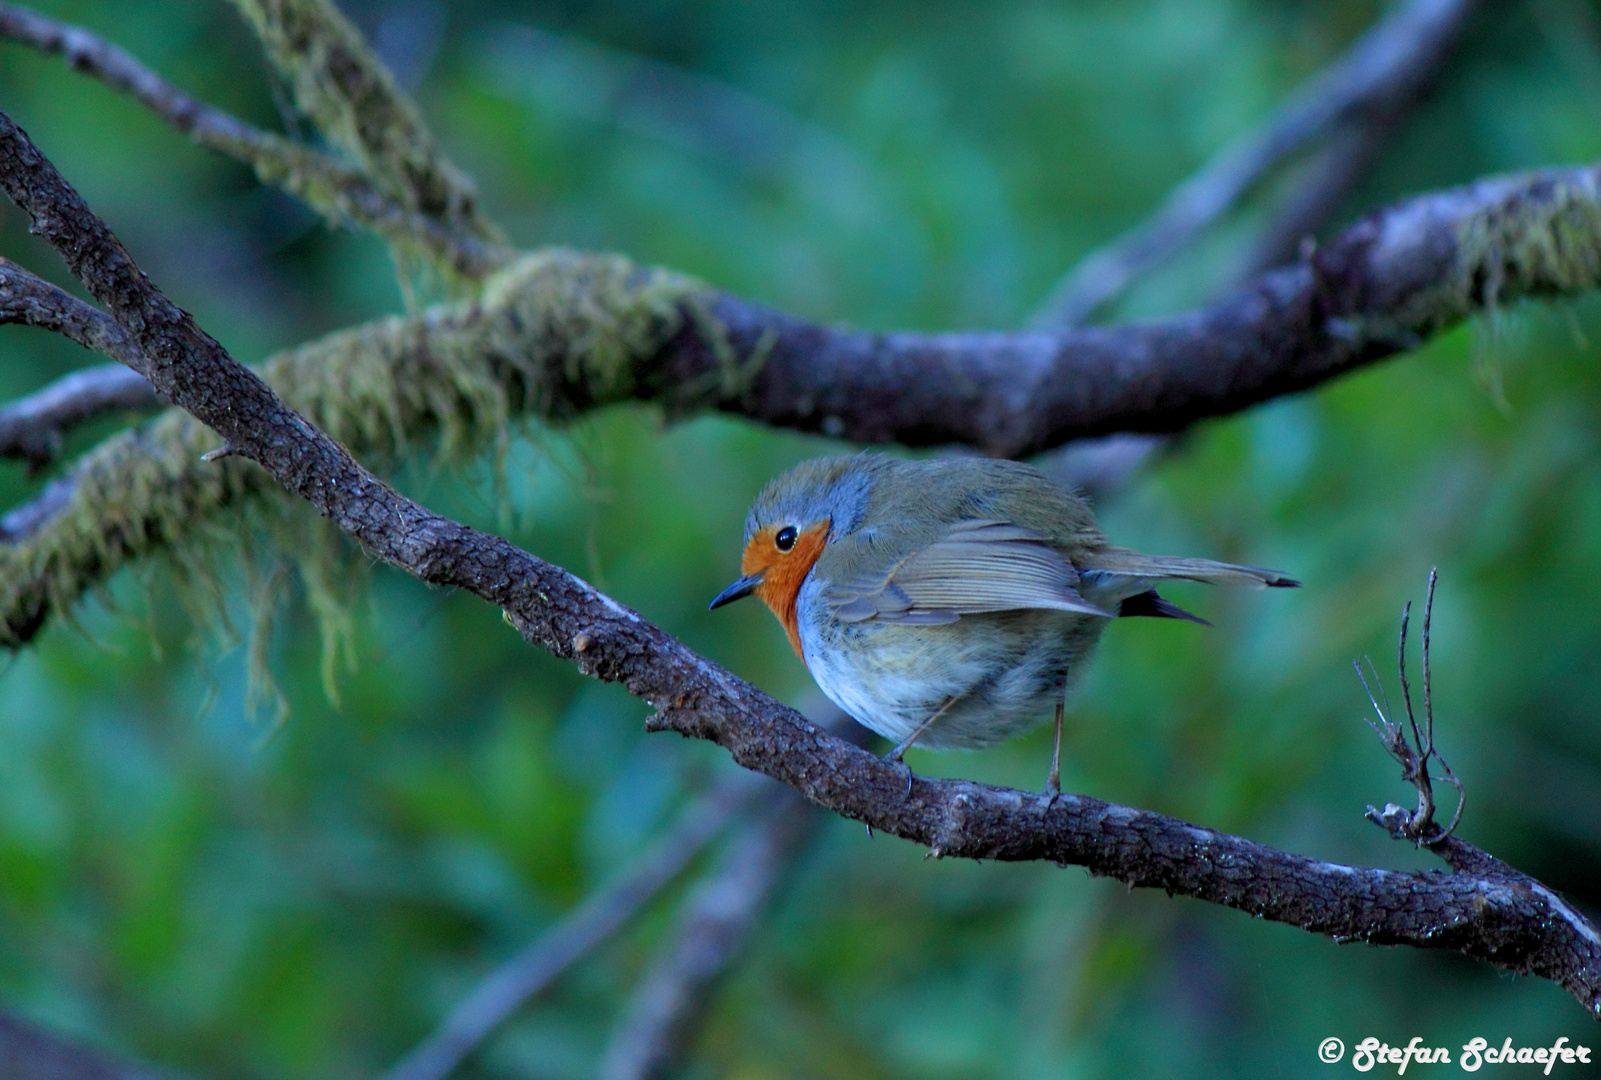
[775,526,798,552]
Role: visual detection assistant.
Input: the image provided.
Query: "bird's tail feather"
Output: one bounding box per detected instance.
[1080,549,1300,589]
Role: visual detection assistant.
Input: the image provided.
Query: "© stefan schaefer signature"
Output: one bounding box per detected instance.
[1317,1035,1593,1074]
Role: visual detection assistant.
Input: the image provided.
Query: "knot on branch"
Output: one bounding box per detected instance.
[928,791,976,860]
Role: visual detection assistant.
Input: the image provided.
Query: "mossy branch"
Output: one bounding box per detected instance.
[0,250,729,645]
[227,0,502,253]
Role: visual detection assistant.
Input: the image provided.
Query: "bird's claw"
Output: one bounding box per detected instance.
[882,750,915,798]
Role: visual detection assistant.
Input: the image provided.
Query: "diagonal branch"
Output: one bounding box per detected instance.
[377,770,766,1080]
[1033,0,1484,327]
[3,108,1599,1015]
[0,3,509,280]
[597,792,817,1080]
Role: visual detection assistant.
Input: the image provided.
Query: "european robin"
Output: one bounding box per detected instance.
[709,454,1298,793]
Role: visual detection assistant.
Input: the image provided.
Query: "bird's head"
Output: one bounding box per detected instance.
[708,455,880,656]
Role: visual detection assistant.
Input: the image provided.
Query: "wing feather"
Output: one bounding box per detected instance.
[825,520,1111,623]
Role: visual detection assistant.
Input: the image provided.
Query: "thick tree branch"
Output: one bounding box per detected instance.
[1033,0,1483,327]
[3,110,1599,1015]
[0,3,509,280]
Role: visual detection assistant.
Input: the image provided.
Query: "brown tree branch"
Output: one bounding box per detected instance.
[1033,0,1484,327]
[3,109,1599,1015]
[0,3,509,280]
[0,258,157,467]
[708,160,1601,454]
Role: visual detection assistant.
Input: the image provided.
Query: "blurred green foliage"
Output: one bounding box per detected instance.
[2,0,1601,1077]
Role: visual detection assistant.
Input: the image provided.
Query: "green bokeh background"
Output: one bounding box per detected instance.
[2,0,1600,1076]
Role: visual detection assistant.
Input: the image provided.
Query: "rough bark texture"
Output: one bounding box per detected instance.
[2,109,1599,1017]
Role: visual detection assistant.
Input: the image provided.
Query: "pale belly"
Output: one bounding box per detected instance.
[797,596,1107,750]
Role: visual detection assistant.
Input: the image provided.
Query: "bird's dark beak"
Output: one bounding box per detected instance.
[708,572,764,611]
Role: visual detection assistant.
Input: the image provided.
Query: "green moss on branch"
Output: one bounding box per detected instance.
[0,251,729,647]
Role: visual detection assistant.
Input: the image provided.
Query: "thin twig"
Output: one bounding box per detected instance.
[598,792,816,1080]
[1031,0,1474,494]
[1359,570,1464,845]
[0,2,509,279]
[0,257,159,469]
[0,257,145,370]
[377,771,765,1080]
[1033,0,1482,327]
[1238,113,1403,278]
[596,712,861,1079]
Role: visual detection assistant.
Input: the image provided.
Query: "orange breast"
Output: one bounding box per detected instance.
[743,522,830,660]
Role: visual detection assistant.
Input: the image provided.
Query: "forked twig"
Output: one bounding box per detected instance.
[1355,568,1465,844]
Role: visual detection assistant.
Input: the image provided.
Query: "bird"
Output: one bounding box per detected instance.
[708,454,1298,795]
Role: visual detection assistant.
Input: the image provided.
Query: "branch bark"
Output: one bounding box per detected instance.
[0,258,157,467]
[3,108,1599,1015]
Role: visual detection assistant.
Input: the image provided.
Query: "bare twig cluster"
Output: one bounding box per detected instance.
[1357,569,1466,845]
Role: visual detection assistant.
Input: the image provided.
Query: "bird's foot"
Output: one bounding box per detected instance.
[1041,767,1062,812]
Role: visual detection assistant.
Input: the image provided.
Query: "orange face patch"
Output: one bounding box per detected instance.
[741,521,829,660]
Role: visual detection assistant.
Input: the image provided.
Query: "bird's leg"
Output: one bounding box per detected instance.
[1044,700,1065,806]
[883,696,958,798]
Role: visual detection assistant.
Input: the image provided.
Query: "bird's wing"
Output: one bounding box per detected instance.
[825,520,1113,624]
